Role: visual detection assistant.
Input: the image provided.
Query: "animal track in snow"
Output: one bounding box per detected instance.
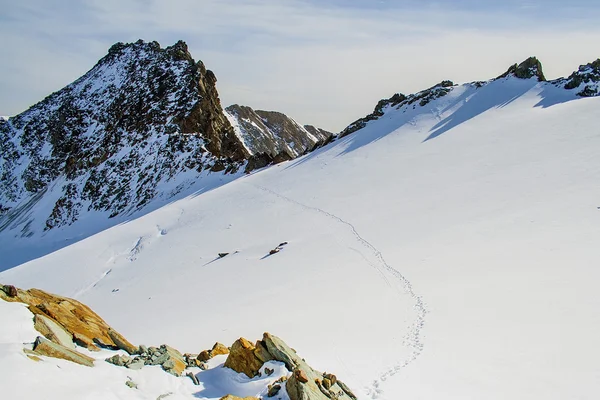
[251,184,427,399]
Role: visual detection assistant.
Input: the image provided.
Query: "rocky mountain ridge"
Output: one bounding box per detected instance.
[0,40,330,241]
[226,105,332,163]
[340,56,600,138]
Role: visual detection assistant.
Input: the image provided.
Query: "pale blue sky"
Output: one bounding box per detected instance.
[1,0,600,130]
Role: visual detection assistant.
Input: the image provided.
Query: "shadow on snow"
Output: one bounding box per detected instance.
[286,79,584,169]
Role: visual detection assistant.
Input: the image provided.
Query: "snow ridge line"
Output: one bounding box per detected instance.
[251,184,427,399]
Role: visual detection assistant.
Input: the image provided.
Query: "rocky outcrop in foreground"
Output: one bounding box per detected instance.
[224,333,357,400]
[0,284,136,357]
[1,284,357,399]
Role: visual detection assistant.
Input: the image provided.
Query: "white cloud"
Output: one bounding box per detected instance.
[1,0,600,131]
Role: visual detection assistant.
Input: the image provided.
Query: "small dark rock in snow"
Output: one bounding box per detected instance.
[218,252,229,258]
[278,241,288,247]
[265,367,274,376]
[269,248,280,255]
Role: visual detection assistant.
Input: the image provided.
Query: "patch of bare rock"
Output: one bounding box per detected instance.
[224,333,357,400]
[1,284,357,399]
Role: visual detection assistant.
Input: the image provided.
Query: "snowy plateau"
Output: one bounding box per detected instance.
[1,44,600,400]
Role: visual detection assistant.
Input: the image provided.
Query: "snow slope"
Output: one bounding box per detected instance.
[2,75,600,399]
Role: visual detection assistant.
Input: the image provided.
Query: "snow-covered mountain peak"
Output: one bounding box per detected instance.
[0,39,242,233]
[497,56,546,81]
[555,58,600,97]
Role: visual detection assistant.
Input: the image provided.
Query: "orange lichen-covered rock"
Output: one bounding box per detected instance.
[223,338,265,378]
[197,342,230,362]
[1,284,134,352]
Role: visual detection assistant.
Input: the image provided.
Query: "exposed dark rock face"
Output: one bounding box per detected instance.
[339,81,454,138]
[245,151,293,173]
[225,104,333,160]
[496,56,546,81]
[555,59,600,97]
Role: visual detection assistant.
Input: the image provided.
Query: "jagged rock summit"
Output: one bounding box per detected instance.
[497,56,546,81]
[0,40,329,241]
[556,58,600,97]
[340,56,600,139]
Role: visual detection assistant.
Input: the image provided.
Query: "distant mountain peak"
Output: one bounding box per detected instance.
[339,55,600,142]
[558,58,600,97]
[497,56,546,81]
[225,104,332,171]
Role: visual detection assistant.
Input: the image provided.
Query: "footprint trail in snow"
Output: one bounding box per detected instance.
[251,184,427,399]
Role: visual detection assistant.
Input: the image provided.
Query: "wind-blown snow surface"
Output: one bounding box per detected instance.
[2,76,600,399]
